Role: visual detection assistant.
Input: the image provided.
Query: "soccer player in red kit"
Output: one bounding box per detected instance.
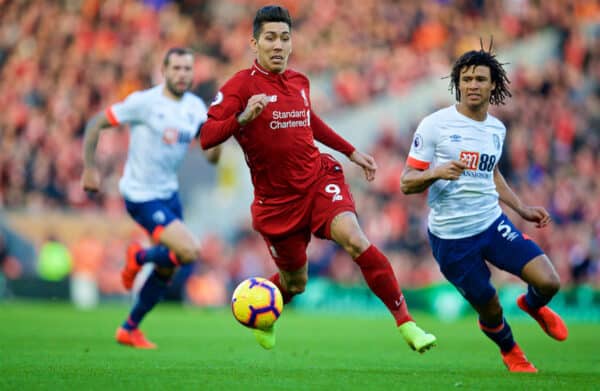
[200,6,436,352]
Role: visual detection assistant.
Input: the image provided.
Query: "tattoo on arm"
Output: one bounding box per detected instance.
[83,113,111,168]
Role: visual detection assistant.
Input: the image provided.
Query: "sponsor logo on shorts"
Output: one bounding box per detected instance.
[497,220,519,241]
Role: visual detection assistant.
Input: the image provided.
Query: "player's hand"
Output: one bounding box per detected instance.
[433,160,467,180]
[81,167,101,193]
[238,94,271,125]
[518,205,552,228]
[350,150,377,182]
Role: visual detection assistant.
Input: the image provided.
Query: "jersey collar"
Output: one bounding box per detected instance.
[252,60,288,81]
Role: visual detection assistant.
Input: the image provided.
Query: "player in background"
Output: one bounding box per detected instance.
[400,45,568,372]
[200,5,436,353]
[81,47,221,349]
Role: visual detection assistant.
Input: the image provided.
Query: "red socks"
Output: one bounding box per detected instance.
[268,245,413,327]
[269,273,295,304]
[354,245,413,326]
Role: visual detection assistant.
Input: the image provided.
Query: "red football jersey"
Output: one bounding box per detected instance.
[200,61,355,202]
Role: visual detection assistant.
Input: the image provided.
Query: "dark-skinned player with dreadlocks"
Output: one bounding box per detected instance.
[400,43,568,373]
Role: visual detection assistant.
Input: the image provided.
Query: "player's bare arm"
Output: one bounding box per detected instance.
[401,160,467,194]
[237,94,271,125]
[349,150,377,182]
[81,111,113,192]
[493,168,551,228]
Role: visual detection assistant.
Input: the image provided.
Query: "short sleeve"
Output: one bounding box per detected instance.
[406,116,437,170]
[206,75,246,121]
[105,91,146,126]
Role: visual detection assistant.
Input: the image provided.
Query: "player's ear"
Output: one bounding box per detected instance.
[250,37,258,54]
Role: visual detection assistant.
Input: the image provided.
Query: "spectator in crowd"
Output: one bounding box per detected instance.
[0,0,597,296]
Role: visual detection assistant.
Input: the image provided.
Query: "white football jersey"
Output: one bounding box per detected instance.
[407,105,506,239]
[106,85,207,202]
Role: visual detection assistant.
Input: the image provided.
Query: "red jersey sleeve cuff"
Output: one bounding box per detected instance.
[105,107,119,126]
[406,156,430,170]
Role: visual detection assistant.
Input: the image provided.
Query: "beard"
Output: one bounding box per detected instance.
[166,80,190,97]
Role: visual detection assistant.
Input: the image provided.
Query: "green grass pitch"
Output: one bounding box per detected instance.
[0,301,598,390]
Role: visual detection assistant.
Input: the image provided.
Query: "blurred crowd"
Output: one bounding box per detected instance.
[0,0,599,304]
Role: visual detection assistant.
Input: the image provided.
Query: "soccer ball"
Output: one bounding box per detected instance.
[231,277,283,330]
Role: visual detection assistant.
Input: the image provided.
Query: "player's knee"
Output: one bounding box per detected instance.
[538,273,561,296]
[342,231,370,258]
[489,305,503,320]
[477,295,503,322]
[176,245,200,264]
[155,266,175,280]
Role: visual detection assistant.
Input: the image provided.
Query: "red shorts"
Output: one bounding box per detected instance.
[252,154,356,271]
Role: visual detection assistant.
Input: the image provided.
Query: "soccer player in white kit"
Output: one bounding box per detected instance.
[81,48,221,349]
[400,47,568,372]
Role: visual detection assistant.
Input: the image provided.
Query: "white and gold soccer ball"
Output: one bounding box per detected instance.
[231,277,283,330]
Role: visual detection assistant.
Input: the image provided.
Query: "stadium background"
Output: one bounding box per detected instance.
[0,0,598,322]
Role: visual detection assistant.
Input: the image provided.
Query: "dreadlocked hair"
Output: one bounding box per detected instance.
[449,38,511,105]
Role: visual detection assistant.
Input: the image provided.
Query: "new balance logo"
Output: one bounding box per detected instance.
[394,295,405,308]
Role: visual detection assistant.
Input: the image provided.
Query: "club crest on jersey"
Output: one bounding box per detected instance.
[413,134,423,150]
[300,89,309,106]
[210,91,224,106]
[493,134,501,150]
